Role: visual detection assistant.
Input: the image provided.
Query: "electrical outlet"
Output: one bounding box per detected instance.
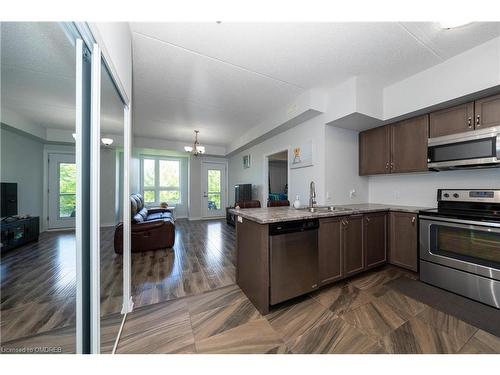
[326,191,331,200]
[394,190,400,200]
[349,189,356,199]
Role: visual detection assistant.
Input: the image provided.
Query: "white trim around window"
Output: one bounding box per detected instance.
[139,155,184,206]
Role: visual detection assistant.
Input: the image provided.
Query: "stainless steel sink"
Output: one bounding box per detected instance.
[296,206,353,213]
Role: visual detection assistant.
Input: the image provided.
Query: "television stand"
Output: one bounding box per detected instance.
[0,216,39,253]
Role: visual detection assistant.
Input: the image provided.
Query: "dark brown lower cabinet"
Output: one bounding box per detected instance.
[318,217,343,285]
[343,215,364,278]
[389,212,418,272]
[364,212,387,269]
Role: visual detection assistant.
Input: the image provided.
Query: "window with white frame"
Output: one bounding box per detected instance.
[141,156,181,205]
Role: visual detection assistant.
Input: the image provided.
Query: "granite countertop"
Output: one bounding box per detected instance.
[229,203,433,224]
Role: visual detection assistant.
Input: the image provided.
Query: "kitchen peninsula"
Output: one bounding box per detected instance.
[231,204,428,314]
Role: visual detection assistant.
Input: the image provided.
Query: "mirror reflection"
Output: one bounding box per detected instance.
[99,60,125,353]
[0,22,77,352]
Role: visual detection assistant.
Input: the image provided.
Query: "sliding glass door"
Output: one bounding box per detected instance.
[0,21,79,353]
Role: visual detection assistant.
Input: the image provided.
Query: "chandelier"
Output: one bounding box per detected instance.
[184,130,205,156]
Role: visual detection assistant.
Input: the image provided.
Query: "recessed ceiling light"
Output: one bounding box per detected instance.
[439,21,472,30]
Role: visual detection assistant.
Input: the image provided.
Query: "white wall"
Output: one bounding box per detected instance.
[228,115,327,207]
[188,156,202,219]
[0,127,44,223]
[384,37,500,119]
[369,169,500,208]
[324,126,369,205]
[134,136,226,156]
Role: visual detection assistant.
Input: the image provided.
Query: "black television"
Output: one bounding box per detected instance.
[235,184,252,203]
[1,182,18,217]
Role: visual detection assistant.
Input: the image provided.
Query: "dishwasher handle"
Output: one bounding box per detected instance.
[269,219,319,235]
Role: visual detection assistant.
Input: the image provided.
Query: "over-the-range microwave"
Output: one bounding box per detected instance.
[428,126,500,171]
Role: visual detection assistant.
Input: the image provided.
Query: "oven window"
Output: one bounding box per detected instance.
[430,225,500,269]
[429,137,495,163]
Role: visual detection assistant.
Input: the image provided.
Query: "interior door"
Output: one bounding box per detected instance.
[202,162,227,218]
[48,153,76,229]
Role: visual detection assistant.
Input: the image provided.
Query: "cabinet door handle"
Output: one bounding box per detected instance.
[468,117,472,128]
[366,217,370,223]
[411,216,416,224]
[476,114,481,127]
[385,162,389,169]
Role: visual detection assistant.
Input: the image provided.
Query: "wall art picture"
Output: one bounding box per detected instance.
[243,154,251,169]
[290,140,313,169]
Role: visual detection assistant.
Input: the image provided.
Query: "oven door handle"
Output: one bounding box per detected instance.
[419,215,500,229]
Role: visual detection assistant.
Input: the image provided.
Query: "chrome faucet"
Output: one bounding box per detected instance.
[309,181,317,208]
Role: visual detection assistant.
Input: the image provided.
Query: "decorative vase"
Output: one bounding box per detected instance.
[293,195,301,209]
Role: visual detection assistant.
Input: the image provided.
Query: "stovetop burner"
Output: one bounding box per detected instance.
[419,189,500,223]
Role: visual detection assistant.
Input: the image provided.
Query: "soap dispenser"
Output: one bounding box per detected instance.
[293,195,301,209]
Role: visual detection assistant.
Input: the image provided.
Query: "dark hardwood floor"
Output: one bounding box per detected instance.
[0,218,236,349]
[131,219,236,308]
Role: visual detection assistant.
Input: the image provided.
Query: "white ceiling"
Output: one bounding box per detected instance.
[3,22,500,147]
[131,22,500,148]
[1,22,124,137]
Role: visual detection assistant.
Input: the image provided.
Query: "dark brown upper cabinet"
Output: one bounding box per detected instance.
[342,215,364,278]
[318,218,343,286]
[359,115,428,175]
[429,102,474,138]
[430,94,500,137]
[389,212,418,272]
[474,93,500,130]
[364,212,387,270]
[359,125,391,175]
[391,115,429,173]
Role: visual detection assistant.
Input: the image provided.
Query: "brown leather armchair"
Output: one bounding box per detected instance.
[114,193,175,254]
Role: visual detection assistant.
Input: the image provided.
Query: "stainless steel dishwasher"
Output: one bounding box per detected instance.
[269,219,319,305]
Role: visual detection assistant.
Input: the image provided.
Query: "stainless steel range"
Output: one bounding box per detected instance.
[419,189,500,308]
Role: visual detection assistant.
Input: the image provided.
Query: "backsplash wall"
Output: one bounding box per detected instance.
[368,168,500,207]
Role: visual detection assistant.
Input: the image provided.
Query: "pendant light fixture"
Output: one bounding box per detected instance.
[184,130,205,156]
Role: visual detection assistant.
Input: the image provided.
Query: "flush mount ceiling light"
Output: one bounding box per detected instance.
[439,21,472,30]
[184,130,205,156]
[101,138,114,146]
